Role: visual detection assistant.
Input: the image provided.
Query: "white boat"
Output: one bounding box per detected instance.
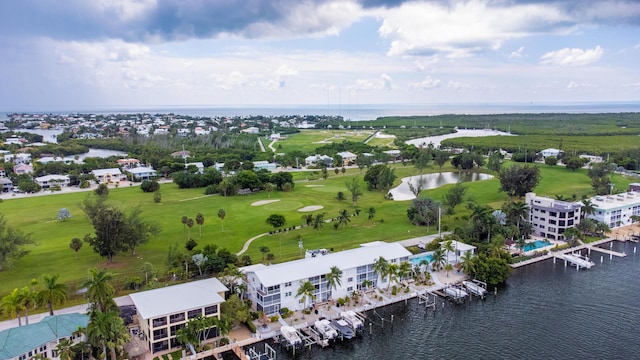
[314,319,338,340]
[330,319,355,339]
[462,280,488,297]
[562,252,595,269]
[443,286,468,300]
[340,310,364,331]
[280,326,302,347]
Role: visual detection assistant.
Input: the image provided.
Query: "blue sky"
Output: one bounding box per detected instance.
[0,0,639,111]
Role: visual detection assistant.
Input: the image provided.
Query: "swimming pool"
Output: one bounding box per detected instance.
[524,240,552,252]
[409,253,433,265]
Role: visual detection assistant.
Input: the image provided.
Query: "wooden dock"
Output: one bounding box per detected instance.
[510,237,627,268]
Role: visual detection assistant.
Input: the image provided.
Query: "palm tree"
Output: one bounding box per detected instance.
[431,248,446,271]
[325,266,343,296]
[361,279,372,291]
[218,208,226,232]
[504,201,529,231]
[460,252,475,275]
[19,286,37,325]
[301,214,313,227]
[87,310,130,360]
[581,199,596,219]
[186,217,195,240]
[69,237,83,259]
[195,213,205,237]
[337,209,351,228]
[386,263,399,290]
[296,281,316,315]
[312,213,325,235]
[259,246,270,263]
[471,204,494,242]
[265,182,275,198]
[444,263,454,277]
[564,227,581,247]
[442,240,455,264]
[56,338,76,360]
[181,215,188,236]
[398,261,412,282]
[372,256,389,288]
[0,288,25,326]
[37,274,68,316]
[83,268,116,313]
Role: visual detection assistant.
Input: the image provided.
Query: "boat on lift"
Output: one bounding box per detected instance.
[462,280,488,297]
[330,319,355,339]
[562,252,595,269]
[443,286,468,301]
[280,326,302,348]
[340,310,364,331]
[314,319,338,340]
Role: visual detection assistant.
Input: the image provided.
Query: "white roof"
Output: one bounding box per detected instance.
[337,151,357,158]
[590,193,640,211]
[440,240,476,252]
[35,174,69,182]
[128,278,228,319]
[92,168,122,176]
[126,166,156,174]
[249,242,411,287]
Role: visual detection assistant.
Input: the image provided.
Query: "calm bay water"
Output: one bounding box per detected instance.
[244,241,640,359]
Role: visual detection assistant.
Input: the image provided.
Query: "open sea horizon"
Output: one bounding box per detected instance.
[3,101,640,121]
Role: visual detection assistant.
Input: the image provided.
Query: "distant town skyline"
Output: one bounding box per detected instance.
[0,0,639,112]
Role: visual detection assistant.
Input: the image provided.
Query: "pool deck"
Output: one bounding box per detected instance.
[510,237,628,268]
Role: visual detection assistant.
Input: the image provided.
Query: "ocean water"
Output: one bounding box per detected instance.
[239,241,640,359]
[4,102,640,121]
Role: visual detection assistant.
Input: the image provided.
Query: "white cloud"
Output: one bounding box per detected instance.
[540,46,604,66]
[509,47,525,60]
[95,0,157,22]
[378,0,572,56]
[566,81,594,89]
[411,76,442,89]
[447,80,470,90]
[354,73,393,91]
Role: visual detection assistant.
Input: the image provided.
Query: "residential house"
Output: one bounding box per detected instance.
[117,158,141,169]
[126,167,157,181]
[92,168,126,184]
[243,241,411,315]
[304,154,333,167]
[336,151,357,166]
[0,167,5,178]
[13,163,33,175]
[34,175,70,189]
[539,148,562,159]
[253,161,276,172]
[0,313,89,360]
[587,192,640,228]
[171,150,190,159]
[0,178,12,192]
[128,278,228,354]
[525,192,582,240]
[242,127,260,134]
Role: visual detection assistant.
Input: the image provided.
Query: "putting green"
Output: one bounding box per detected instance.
[263,200,305,211]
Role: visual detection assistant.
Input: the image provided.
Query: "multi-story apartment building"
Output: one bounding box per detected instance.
[525,192,582,240]
[588,192,640,228]
[128,278,228,354]
[243,241,411,315]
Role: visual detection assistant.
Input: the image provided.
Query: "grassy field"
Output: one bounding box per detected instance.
[275,129,373,153]
[0,162,634,303]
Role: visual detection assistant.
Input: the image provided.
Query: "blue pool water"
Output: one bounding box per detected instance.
[409,253,433,265]
[524,240,552,252]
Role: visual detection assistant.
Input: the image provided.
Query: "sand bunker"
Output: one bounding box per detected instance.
[298,205,324,212]
[304,185,325,187]
[251,199,281,206]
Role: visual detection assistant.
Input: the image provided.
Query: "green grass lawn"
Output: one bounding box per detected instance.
[0,161,634,304]
[275,129,373,153]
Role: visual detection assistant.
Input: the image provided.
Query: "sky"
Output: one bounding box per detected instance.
[0,0,639,112]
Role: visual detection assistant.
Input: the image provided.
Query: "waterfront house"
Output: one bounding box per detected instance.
[587,192,640,228]
[243,241,411,315]
[526,192,582,240]
[34,174,70,189]
[305,154,333,167]
[0,313,89,360]
[117,158,141,169]
[125,166,157,181]
[128,278,228,354]
[92,168,126,184]
[13,163,33,175]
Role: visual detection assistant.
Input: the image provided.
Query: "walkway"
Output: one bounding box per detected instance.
[236,232,269,256]
[268,139,277,153]
[257,138,266,152]
[510,237,627,268]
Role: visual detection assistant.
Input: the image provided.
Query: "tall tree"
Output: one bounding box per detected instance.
[443,183,467,214]
[325,266,343,295]
[19,285,37,325]
[0,288,24,326]
[367,207,376,221]
[0,214,37,271]
[37,274,68,316]
[581,199,596,219]
[430,248,446,271]
[83,268,116,313]
[186,218,195,240]
[218,208,226,232]
[69,237,83,259]
[259,246,270,263]
[181,215,188,235]
[345,177,363,208]
[122,206,160,256]
[87,310,130,360]
[434,150,449,169]
[337,209,351,228]
[55,339,76,360]
[264,182,275,198]
[372,256,389,288]
[497,164,541,198]
[195,213,205,237]
[265,214,286,230]
[313,213,325,235]
[296,281,316,314]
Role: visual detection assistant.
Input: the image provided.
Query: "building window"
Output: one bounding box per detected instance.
[188,309,202,319]
[284,282,292,287]
[170,324,185,336]
[152,340,169,353]
[347,286,353,292]
[204,305,218,315]
[285,291,292,297]
[169,312,185,324]
[153,328,168,340]
[152,317,167,327]
[347,277,353,282]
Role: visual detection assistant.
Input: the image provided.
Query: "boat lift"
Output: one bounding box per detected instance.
[246,343,277,360]
[462,279,488,298]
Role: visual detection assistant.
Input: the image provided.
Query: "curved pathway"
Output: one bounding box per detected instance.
[236,232,270,256]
